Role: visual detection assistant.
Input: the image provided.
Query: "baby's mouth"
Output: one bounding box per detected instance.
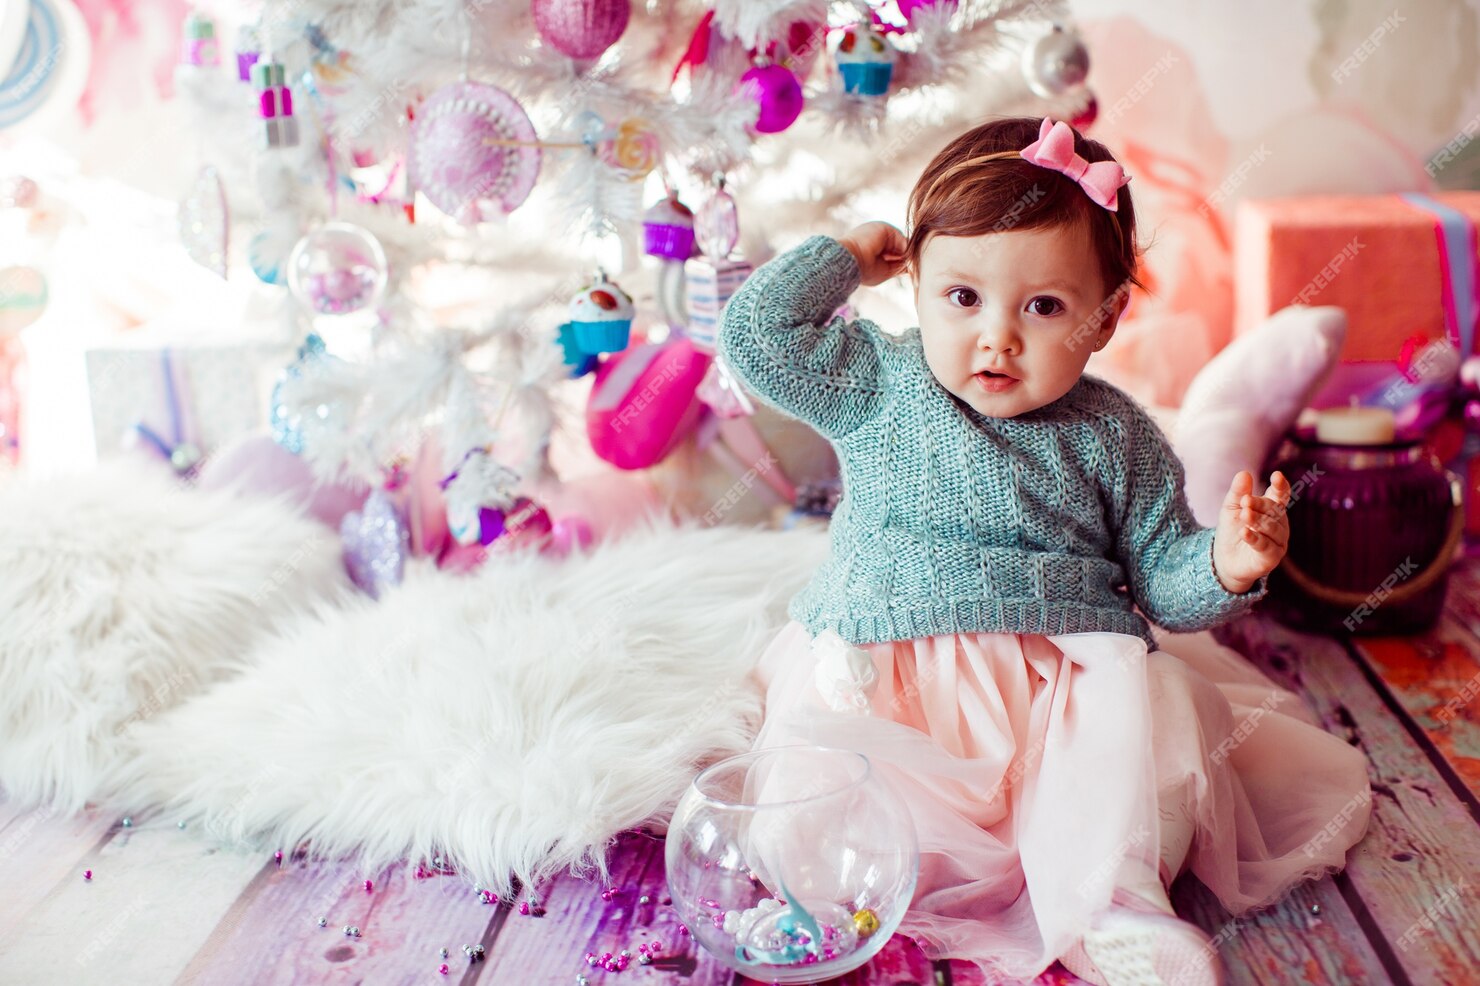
[974,370,1020,392]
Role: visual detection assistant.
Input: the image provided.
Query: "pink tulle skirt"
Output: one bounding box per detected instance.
[750,622,1373,980]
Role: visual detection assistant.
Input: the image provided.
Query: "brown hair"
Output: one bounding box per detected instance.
[905,117,1142,297]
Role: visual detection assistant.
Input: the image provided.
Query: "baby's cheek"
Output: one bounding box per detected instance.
[922,346,968,396]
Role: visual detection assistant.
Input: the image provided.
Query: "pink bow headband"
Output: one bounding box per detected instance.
[1019,118,1130,212]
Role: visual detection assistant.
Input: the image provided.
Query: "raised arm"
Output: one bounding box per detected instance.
[718,235,889,440]
[1111,403,1268,631]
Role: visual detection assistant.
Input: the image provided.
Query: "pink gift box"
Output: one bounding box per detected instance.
[1235,193,1480,363]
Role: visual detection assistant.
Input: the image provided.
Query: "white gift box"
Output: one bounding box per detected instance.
[85,342,290,465]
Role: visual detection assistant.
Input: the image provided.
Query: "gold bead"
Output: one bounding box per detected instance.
[853,908,880,937]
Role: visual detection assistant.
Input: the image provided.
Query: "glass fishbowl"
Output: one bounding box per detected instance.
[665,746,919,983]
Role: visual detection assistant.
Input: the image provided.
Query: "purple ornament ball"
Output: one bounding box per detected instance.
[738,64,804,134]
[532,0,631,60]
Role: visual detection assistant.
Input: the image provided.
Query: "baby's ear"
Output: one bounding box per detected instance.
[1104,282,1132,326]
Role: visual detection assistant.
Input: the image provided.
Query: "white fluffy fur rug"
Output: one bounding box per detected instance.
[89,515,825,896]
[0,464,346,812]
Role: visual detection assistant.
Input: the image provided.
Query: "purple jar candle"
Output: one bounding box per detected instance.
[1265,435,1462,636]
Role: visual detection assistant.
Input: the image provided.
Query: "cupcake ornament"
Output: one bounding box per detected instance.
[836,24,895,96]
[643,193,696,261]
[570,274,636,354]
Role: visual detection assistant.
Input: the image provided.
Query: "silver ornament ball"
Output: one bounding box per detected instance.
[1022,25,1090,98]
[285,222,388,318]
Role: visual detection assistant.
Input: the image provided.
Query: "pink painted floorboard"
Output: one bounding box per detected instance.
[170,853,511,984]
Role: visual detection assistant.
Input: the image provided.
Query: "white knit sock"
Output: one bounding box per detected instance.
[1115,856,1174,914]
[1157,792,1196,887]
[1111,786,1195,915]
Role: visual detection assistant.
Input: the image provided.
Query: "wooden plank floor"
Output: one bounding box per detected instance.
[4,559,1480,985]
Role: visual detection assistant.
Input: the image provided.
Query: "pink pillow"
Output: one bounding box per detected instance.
[1172,306,1346,526]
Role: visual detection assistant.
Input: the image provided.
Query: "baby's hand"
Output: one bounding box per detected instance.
[839,222,908,287]
[1212,471,1291,593]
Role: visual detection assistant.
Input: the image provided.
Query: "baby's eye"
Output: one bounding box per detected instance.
[1027,296,1064,317]
[947,288,980,308]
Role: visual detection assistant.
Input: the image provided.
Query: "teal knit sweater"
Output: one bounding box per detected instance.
[719,236,1267,649]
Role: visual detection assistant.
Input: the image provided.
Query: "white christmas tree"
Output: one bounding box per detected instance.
[172,0,1090,561]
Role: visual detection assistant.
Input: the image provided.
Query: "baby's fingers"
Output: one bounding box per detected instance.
[1264,471,1292,507]
[1240,524,1285,557]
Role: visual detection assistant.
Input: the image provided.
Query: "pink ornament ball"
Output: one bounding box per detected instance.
[738,64,804,134]
[1070,92,1099,130]
[532,0,631,60]
[897,0,958,23]
[195,435,369,531]
[549,516,595,556]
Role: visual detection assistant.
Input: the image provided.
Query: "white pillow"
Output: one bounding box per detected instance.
[1173,306,1346,526]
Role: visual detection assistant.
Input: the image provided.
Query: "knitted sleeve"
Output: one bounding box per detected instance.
[718,235,888,440]
[1112,402,1268,632]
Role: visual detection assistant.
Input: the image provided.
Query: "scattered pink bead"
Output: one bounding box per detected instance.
[616,955,630,970]
[438,963,449,975]
[273,850,283,864]
[584,951,598,966]
[600,951,613,962]
[83,870,92,881]
[364,879,373,893]
[518,901,530,915]
[677,925,689,937]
